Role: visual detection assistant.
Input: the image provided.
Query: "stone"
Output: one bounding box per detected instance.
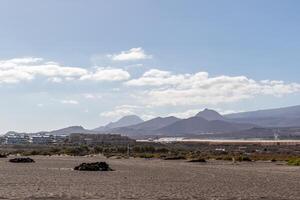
[74,162,113,171]
[9,157,35,163]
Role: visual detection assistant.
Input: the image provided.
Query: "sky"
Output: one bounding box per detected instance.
[1,0,300,133]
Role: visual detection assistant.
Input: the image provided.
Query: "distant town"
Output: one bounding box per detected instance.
[0,132,134,146]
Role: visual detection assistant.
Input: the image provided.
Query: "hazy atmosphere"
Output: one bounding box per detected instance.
[1,1,300,200]
[1,0,300,133]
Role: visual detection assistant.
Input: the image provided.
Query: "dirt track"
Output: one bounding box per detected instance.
[0,155,299,200]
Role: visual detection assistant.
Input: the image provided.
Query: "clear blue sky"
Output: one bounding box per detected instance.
[0,0,300,133]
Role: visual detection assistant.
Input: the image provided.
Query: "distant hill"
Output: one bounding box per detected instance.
[5,105,300,139]
[225,105,300,127]
[93,115,144,131]
[104,111,256,138]
[49,126,95,135]
[105,116,180,137]
[195,108,226,121]
[128,116,180,131]
[5,126,96,136]
[226,105,300,119]
[158,116,255,136]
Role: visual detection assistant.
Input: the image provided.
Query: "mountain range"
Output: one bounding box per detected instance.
[4,105,300,139]
[225,105,300,127]
[93,115,144,132]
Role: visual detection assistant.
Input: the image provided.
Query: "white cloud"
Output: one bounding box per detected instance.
[60,100,79,105]
[83,93,102,99]
[126,69,300,106]
[37,103,44,107]
[112,88,120,92]
[48,77,63,83]
[79,67,130,81]
[83,93,95,99]
[126,69,188,87]
[0,57,87,84]
[84,109,89,113]
[141,114,156,121]
[100,105,139,118]
[218,109,245,115]
[108,47,152,61]
[0,57,130,84]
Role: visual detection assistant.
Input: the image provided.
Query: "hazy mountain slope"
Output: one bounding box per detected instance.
[158,116,255,135]
[50,126,95,135]
[104,110,257,137]
[5,126,96,136]
[106,115,144,128]
[225,105,300,127]
[226,105,300,119]
[195,109,226,121]
[104,116,180,136]
[93,115,144,131]
[128,116,180,131]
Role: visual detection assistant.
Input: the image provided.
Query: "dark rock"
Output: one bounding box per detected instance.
[9,157,35,163]
[188,158,206,163]
[0,154,7,158]
[164,156,186,160]
[271,158,277,162]
[74,162,113,171]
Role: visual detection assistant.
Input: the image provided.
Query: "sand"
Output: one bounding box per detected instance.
[0,155,299,200]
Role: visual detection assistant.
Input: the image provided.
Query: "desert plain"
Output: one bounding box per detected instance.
[0,155,299,200]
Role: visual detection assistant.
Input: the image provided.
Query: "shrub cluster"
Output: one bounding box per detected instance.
[287,158,300,166]
[1,142,299,165]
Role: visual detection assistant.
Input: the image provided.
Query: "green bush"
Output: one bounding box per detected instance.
[164,155,186,160]
[216,156,232,161]
[63,146,90,156]
[138,153,155,159]
[236,156,252,162]
[93,146,103,154]
[287,158,300,166]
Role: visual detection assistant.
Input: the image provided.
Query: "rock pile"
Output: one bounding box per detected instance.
[74,162,113,171]
[9,157,35,163]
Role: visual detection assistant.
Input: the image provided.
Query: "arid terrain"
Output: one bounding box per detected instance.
[0,155,299,200]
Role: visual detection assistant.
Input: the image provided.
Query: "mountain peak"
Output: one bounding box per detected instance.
[106,115,144,129]
[195,109,225,121]
[119,115,142,121]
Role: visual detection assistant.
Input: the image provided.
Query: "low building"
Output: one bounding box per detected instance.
[0,136,5,144]
[5,133,30,144]
[53,135,68,144]
[31,134,54,144]
[69,133,135,145]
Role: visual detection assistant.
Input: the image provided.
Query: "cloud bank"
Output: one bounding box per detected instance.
[126,69,300,106]
[100,105,139,118]
[1,50,300,120]
[0,57,130,84]
[108,47,152,61]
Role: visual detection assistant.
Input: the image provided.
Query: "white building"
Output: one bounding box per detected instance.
[31,134,54,144]
[5,133,30,144]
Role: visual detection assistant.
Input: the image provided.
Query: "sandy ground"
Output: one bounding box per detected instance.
[0,156,299,200]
